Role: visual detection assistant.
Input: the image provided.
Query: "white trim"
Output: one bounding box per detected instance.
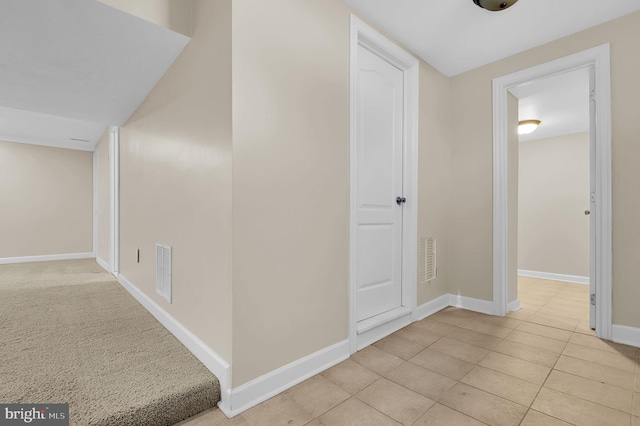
[109,126,120,277]
[349,14,420,354]
[356,310,412,351]
[116,274,231,404]
[413,294,450,321]
[593,45,613,341]
[0,252,94,265]
[611,325,640,348]
[116,274,350,420]
[518,269,589,285]
[492,44,612,338]
[221,340,350,418]
[449,294,494,316]
[355,292,494,352]
[93,150,98,258]
[357,307,412,334]
[508,299,522,312]
[96,256,110,273]
[492,75,509,317]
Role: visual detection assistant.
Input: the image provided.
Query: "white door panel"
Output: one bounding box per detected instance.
[355,46,404,322]
[356,224,397,320]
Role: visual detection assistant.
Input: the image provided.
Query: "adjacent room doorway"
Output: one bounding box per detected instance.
[492,44,612,339]
[511,67,593,329]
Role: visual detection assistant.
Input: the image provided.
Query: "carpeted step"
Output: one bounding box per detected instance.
[0,262,220,426]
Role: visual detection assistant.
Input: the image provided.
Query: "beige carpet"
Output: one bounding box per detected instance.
[0,259,220,426]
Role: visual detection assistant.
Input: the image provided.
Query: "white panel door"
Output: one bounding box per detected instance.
[355,46,404,322]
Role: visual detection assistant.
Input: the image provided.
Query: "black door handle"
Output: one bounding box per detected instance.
[396,197,406,205]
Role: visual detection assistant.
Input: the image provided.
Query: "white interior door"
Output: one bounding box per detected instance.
[355,45,404,323]
[589,67,596,329]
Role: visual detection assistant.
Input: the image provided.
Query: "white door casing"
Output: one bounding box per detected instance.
[589,67,596,329]
[349,15,419,353]
[355,45,404,322]
[492,44,612,339]
[109,125,120,277]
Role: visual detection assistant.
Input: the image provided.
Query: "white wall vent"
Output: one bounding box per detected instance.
[156,244,172,303]
[420,237,437,282]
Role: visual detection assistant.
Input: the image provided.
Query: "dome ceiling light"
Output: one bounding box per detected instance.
[473,0,519,11]
[518,120,541,135]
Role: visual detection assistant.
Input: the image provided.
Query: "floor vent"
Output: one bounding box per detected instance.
[156,244,172,303]
[420,237,437,283]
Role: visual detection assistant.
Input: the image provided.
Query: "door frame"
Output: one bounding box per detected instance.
[492,44,612,339]
[109,125,120,277]
[93,150,98,257]
[349,15,419,354]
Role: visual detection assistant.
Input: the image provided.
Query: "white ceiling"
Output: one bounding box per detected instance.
[343,0,640,76]
[512,67,590,142]
[0,106,108,151]
[4,1,636,152]
[0,0,189,151]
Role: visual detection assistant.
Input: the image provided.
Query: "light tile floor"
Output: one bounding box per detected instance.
[178,277,640,425]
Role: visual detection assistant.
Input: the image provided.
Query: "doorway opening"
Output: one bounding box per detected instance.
[492,44,612,340]
[511,67,593,331]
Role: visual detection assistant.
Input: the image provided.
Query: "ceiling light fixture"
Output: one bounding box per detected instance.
[518,120,541,135]
[473,0,518,11]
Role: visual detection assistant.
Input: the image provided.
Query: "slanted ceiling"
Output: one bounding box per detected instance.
[0,0,190,151]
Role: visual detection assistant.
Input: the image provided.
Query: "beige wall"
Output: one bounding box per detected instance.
[508,93,519,303]
[118,0,233,362]
[0,141,93,258]
[449,12,640,327]
[417,61,451,303]
[231,0,452,387]
[448,78,494,301]
[518,132,590,277]
[96,130,111,265]
[231,0,351,387]
[101,0,640,392]
[98,0,192,36]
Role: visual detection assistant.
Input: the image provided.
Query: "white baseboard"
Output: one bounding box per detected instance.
[221,292,521,417]
[508,298,522,312]
[518,269,589,285]
[0,252,94,265]
[356,309,411,351]
[108,277,532,420]
[449,294,494,315]
[117,274,351,419]
[117,275,231,402]
[96,257,110,273]
[413,294,450,321]
[611,324,640,348]
[220,339,349,418]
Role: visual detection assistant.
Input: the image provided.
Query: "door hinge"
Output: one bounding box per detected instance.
[590,293,596,306]
[590,89,596,102]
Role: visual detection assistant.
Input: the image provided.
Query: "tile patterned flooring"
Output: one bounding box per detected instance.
[178,277,640,425]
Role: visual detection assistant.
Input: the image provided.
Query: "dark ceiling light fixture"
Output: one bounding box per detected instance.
[473,0,519,11]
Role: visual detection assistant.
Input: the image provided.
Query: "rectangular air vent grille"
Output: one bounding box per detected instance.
[420,237,437,282]
[156,244,172,303]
